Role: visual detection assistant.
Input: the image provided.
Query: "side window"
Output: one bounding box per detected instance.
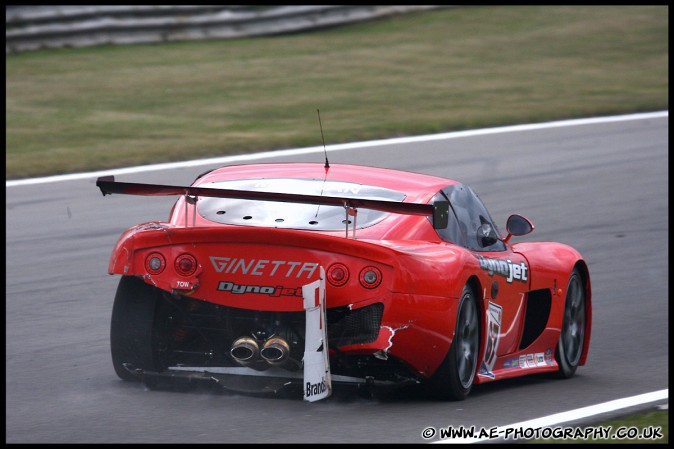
[446,184,506,252]
[432,191,465,246]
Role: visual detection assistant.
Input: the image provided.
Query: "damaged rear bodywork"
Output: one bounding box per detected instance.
[107,222,459,398]
[100,172,454,400]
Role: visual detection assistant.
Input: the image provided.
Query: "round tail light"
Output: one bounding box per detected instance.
[175,253,197,276]
[145,252,166,275]
[327,263,349,287]
[359,266,382,289]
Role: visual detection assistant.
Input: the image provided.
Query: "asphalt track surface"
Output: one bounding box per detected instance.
[6,115,668,443]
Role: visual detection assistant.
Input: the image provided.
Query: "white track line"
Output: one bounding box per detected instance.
[433,388,668,444]
[7,110,667,188]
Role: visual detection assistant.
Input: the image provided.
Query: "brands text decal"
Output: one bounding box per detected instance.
[306,377,328,398]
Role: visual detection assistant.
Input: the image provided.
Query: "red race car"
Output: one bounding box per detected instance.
[97,162,591,401]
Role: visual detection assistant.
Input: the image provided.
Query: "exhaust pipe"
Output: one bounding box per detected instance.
[230,336,260,366]
[260,337,290,366]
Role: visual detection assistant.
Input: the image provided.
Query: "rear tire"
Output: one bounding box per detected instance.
[426,284,480,400]
[110,276,161,381]
[555,269,586,378]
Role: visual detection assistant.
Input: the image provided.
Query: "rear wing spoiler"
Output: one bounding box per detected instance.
[96,176,449,229]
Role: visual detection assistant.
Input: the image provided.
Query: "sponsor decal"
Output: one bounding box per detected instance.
[490,351,556,373]
[479,302,503,379]
[476,255,528,284]
[306,377,328,398]
[210,256,319,279]
[512,350,557,369]
[545,348,554,366]
[217,281,303,297]
[302,268,332,402]
[503,357,519,369]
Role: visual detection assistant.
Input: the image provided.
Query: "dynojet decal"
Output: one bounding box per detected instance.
[217,281,303,297]
[476,254,528,284]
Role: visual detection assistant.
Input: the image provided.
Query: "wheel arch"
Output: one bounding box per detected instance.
[573,260,592,366]
[465,275,484,371]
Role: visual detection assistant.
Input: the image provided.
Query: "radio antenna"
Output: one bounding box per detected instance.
[317,109,329,170]
[315,109,330,219]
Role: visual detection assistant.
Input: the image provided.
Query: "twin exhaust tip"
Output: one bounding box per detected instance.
[260,337,290,364]
[230,336,290,367]
[230,337,260,363]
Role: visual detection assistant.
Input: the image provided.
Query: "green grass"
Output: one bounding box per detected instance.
[5,5,668,179]
[530,409,668,444]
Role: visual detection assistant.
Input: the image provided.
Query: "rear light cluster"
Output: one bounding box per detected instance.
[145,252,166,275]
[145,252,198,277]
[327,263,383,289]
[327,263,349,286]
[359,266,382,289]
[175,253,197,276]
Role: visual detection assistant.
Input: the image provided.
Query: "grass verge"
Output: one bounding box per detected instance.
[6,6,668,179]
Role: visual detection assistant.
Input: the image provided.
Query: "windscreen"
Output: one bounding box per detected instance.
[197,178,406,231]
